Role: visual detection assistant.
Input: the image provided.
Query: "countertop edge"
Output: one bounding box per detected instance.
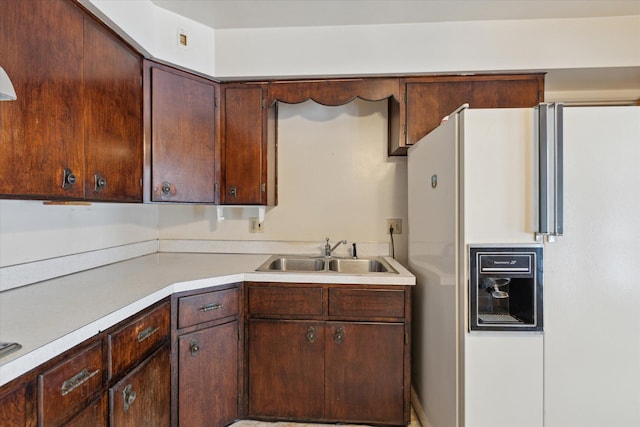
[0,254,414,386]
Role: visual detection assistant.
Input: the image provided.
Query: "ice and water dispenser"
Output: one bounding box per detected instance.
[469,246,543,331]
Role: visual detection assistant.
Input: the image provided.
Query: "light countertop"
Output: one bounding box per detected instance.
[0,252,414,386]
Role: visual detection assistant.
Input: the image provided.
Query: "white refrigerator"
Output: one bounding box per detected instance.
[407,105,640,427]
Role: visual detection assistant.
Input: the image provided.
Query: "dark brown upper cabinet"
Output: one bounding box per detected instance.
[390,73,544,155]
[0,0,143,201]
[220,83,276,205]
[144,61,218,203]
[83,17,143,202]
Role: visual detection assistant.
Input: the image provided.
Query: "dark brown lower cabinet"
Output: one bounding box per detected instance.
[173,285,241,427]
[325,322,404,424]
[0,381,33,427]
[248,320,404,424]
[109,344,170,426]
[248,320,325,420]
[246,283,411,426]
[178,321,239,427]
[65,395,107,427]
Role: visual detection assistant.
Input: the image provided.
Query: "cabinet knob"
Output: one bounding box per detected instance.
[228,186,237,198]
[334,327,345,344]
[62,168,77,189]
[94,174,107,192]
[190,339,200,356]
[306,326,316,343]
[123,384,137,412]
[161,182,172,196]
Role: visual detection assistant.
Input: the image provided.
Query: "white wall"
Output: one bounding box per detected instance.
[87,0,215,76]
[0,201,157,267]
[158,99,408,263]
[214,15,640,77]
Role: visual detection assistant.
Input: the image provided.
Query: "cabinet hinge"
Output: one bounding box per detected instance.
[261,98,265,109]
[140,178,143,188]
[261,183,266,193]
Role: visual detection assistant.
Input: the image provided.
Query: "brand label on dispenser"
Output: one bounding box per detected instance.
[479,254,532,273]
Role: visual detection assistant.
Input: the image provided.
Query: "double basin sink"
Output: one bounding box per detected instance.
[256,255,398,274]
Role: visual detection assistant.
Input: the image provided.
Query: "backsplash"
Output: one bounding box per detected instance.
[0,239,391,292]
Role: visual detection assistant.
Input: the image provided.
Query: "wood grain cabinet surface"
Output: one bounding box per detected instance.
[109,344,171,427]
[173,284,241,427]
[396,74,544,153]
[38,340,104,426]
[0,0,143,201]
[220,84,276,206]
[246,282,412,426]
[144,61,218,204]
[0,381,34,427]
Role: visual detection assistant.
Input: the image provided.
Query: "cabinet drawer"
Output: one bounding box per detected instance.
[108,302,170,379]
[328,288,405,319]
[249,286,323,317]
[38,340,103,426]
[178,287,239,329]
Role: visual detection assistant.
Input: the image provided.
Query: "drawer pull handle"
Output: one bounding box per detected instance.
[334,327,345,344]
[137,326,160,343]
[190,339,200,356]
[123,384,137,412]
[200,303,223,312]
[61,368,100,396]
[306,326,316,343]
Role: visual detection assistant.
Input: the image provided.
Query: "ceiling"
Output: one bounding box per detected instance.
[149,0,640,101]
[151,0,640,30]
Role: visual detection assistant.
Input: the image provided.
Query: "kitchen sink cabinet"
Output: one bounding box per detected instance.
[173,285,241,426]
[144,61,219,203]
[248,320,325,419]
[246,282,411,426]
[220,84,276,205]
[0,0,143,201]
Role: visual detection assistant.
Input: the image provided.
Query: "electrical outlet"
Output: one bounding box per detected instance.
[249,218,264,233]
[387,218,402,234]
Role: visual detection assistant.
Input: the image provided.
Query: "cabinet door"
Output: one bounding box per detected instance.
[65,394,107,427]
[0,0,84,199]
[109,344,170,427]
[0,382,31,427]
[178,321,239,427]
[149,65,217,203]
[325,322,405,425]
[248,320,324,419]
[222,85,266,205]
[83,18,142,202]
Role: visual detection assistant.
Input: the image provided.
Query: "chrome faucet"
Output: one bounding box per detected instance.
[324,237,347,257]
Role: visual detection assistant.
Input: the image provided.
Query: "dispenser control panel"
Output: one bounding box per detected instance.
[469,245,543,332]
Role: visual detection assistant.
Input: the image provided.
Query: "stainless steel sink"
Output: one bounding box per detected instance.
[256,255,397,274]
[256,256,326,272]
[328,258,396,274]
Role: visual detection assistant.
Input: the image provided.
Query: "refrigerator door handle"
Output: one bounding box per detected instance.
[535,102,564,242]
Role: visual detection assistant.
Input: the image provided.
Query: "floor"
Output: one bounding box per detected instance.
[231,407,422,427]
